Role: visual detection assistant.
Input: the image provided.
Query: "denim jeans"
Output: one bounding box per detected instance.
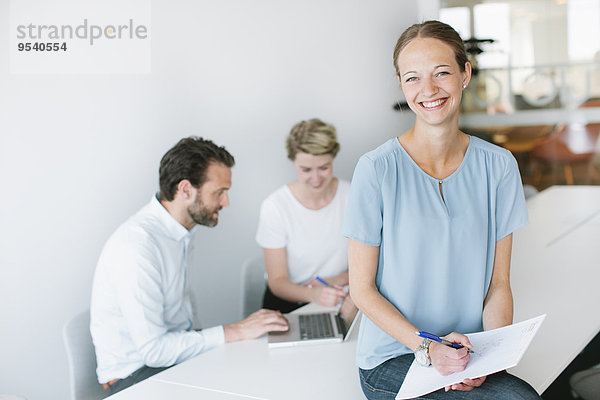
[104,366,168,395]
[359,354,541,400]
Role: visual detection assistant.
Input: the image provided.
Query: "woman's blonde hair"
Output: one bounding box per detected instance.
[286,118,340,161]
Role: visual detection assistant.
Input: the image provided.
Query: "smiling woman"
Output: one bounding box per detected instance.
[394,22,471,133]
[343,21,541,399]
[255,119,350,313]
[399,37,470,130]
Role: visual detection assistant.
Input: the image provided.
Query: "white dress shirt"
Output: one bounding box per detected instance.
[90,195,225,383]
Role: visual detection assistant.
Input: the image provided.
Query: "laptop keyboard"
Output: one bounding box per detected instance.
[299,313,334,339]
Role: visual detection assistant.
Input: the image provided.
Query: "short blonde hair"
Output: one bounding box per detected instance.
[286,119,340,161]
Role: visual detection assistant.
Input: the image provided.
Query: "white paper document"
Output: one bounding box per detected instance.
[396,314,546,399]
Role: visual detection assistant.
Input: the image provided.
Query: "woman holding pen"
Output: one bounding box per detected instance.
[256,119,348,313]
[342,21,540,399]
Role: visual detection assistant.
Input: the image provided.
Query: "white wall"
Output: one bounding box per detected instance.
[0,1,418,398]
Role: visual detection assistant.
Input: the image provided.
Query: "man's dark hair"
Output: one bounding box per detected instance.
[159,137,235,201]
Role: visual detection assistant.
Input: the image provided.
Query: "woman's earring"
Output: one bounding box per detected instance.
[462,84,467,89]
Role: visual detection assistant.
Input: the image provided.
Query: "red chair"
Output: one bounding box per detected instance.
[530,122,600,185]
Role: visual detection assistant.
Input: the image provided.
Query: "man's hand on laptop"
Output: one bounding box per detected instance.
[224,309,289,342]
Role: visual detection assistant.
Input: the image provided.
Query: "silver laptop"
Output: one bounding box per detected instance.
[268,296,360,348]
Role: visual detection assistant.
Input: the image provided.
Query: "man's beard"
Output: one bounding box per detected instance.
[188,198,221,227]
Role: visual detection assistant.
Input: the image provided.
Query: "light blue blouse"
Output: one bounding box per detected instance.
[342,136,528,370]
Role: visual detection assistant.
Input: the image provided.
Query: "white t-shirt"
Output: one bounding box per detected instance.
[256,179,350,285]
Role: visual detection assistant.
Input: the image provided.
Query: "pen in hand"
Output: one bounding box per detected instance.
[313,276,347,307]
[314,276,332,287]
[415,331,475,353]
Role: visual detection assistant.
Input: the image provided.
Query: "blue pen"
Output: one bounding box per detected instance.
[314,276,331,287]
[415,331,474,353]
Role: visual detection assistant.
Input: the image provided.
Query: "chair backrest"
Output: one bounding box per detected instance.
[63,310,107,400]
[240,255,267,318]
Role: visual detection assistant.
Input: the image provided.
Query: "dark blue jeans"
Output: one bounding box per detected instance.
[359,354,541,400]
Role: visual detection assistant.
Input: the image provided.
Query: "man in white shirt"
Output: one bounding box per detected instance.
[90,137,289,395]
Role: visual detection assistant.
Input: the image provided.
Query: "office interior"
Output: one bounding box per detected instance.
[437,1,600,398]
[440,0,600,192]
[0,0,598,399]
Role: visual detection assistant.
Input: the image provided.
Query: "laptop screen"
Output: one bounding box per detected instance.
[338,295,359,338]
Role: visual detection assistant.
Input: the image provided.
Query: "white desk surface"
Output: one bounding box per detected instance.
[509,185,600,393]
[151,303,364,400]
[106,378,251,400]
[106,303,363,400]
[108,185,600,399]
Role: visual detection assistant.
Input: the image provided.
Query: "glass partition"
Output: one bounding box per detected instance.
[440,0,600,116]
[439,0,600,190]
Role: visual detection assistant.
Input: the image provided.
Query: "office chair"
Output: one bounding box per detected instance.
[240,255,267,318]
[531,123,600,186]
[63,310,107,400]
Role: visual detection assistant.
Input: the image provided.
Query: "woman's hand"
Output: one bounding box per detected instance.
[428,332,472,376]
[305,279,346,307]
[445,376,487,392]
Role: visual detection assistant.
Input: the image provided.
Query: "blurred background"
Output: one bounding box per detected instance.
[439,0,600,192]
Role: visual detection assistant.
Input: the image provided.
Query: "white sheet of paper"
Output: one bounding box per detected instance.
[396,314,546,399]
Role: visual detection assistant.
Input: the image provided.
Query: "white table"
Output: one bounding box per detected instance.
[509,185,600,393]
[108,185,600,399]
[106,378,251,400]
[151,303,364,400]
[107,303,363,400]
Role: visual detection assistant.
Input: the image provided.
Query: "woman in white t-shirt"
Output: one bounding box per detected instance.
[255,118,349,313]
